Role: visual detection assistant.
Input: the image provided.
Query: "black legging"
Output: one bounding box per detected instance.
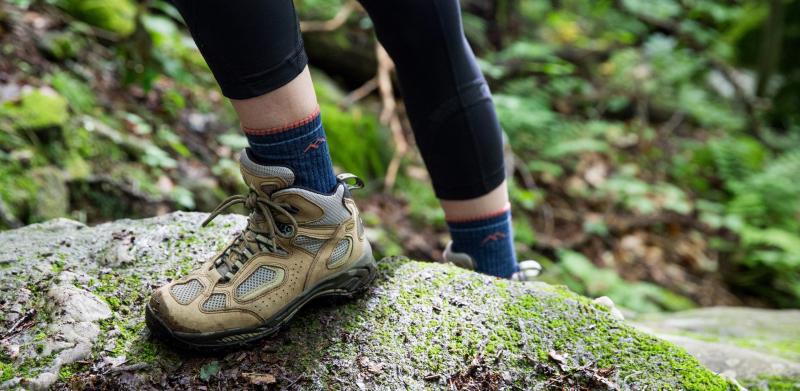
[170,0,505,200]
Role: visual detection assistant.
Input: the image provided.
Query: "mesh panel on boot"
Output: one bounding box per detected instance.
[236,266,280,298]
[328,238,350,268]
[274,186,350,226]
[202,293,227,311]
[170,280,203,304]
[293,235,325,254]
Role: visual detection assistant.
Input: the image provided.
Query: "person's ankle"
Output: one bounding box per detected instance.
[446,206,517,278]
[244,108,337,193]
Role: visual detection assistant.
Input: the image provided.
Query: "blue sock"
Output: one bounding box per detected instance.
[244,110,337,193]
[447,209,518,278]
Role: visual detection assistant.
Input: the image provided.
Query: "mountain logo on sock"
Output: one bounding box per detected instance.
[481,231,507,245]
[304,137,327,153]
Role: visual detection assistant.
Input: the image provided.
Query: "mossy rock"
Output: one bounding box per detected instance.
[56,0,137,37]
[29,166,70,222]
[633,307,800,383]
[0,213,734,389]
[0,88,68,130]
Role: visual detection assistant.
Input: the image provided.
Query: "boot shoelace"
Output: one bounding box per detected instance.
[202,191,297,282]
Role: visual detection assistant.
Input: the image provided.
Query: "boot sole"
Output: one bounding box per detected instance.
[145,247,378,351]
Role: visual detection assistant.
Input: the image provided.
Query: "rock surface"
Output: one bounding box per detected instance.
[633,307,800,387]
[0,212,761,389]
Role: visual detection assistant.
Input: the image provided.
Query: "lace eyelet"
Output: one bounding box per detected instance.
[277,224,295,238]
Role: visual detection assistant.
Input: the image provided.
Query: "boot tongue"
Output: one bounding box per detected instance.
[214,150,295,280]
[238,149,295,197]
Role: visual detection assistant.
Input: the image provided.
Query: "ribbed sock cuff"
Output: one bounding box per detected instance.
[447,209,517,278]
[244,110,337,193]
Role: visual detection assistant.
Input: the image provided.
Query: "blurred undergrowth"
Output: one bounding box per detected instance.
[0,0,799,311]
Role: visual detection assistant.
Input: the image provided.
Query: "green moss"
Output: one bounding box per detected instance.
[665,329,800,363]
[56,0,137,36]
[15,352,56,379]
[0,361,14,382]
[320,102,389,179]
[51,253,66,273]
[741,375,800,391]
[58,362,83,381]
[0,88,69,130]
[506,288,726,389]
[395,175,446,228]
[127,338,160,364]
[308,259,731,389]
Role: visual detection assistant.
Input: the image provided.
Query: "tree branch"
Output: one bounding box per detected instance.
[300,1,357,33]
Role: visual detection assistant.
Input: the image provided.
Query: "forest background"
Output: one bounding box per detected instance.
[1,0,799,313]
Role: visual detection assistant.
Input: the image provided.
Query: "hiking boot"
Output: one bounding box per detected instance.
[146,149,377,349]
[440,241,542,281]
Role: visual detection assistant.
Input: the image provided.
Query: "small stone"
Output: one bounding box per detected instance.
[358,356,384,374]
[47,277,112,323]
[23,372,58,391]
[594,296,625,320]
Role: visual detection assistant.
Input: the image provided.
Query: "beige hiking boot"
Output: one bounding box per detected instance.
[146,149,377,349]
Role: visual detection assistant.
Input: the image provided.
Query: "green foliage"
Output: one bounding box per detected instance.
[545,250,695,313]
[1,0,798,311]
[47,72,96,113]
[141,14,210,84]
[682,137,800,305]
[592,168,692,216]
[396,174,445,229]
[56,0,138,36]
[308,69,390,179]
[38,31,86,60]
[482,0,800,307]
[320,103,389,179]
[295,0,346,20]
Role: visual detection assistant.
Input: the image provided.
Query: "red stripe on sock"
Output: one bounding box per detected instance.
[241,106,321,135]
[445,202,511,224]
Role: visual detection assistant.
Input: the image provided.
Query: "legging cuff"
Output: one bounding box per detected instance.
[220,41,309,100]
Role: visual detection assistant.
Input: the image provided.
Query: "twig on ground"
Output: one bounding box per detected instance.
[109,362,150,373]
[342,77,378,107]
[375,43,409,191]
[1,309,36,341]
[659,111,685,136]
[514,156,555,239]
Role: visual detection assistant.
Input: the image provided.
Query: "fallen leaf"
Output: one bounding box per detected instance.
[246,373,276,385]
[548,350,570,372]
[199,360,220,382]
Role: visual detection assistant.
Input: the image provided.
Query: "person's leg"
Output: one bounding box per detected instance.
[170,0,335,193]
[358,0,517,278]
[147,1,377,348]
